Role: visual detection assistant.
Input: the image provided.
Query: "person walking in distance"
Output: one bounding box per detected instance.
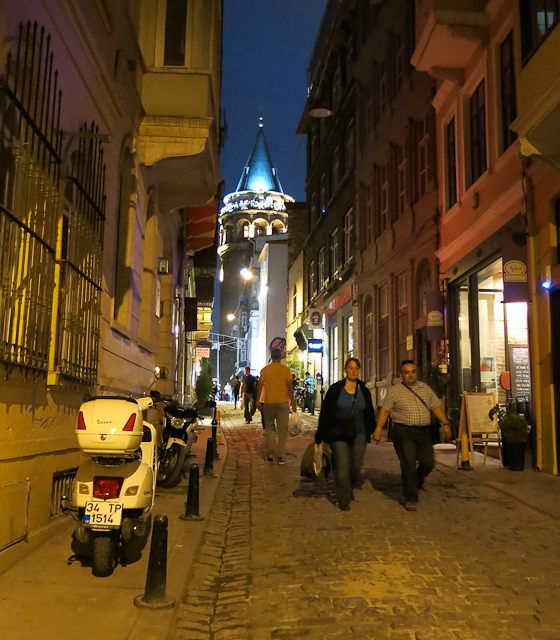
[303,371,316,415]
[372,360,451,512]
[240,366,257,424]
[314,358,375,511]
[255,348,296,464]
[232,376,241,409]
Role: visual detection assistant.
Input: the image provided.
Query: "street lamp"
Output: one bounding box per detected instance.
[240,267,253,280]
[226,313,236,321]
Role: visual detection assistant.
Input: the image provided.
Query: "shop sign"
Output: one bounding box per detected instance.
[196,347,210,358]
[308,308,323,328]
[308,339,323,353]
[426,292,444,341]
[509,345,531,401]
[502,222,529,302]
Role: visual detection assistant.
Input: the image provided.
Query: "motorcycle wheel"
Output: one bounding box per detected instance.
[92,531,119,577]
[157,443,187,488]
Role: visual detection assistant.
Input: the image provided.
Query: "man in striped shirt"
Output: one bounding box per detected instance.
[373,360,451,512]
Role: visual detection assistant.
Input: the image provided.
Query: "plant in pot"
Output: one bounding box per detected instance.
[489,403,528,471]
[195,358,215,416]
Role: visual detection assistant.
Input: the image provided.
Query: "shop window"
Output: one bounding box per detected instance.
[470,80,487,184]
[500,32,518,152]
[378,286,389,378]
[163,0,188,66]
[445,118,457,211]
[520,0,559,63]
[453,258,527,405]
[329,324,339,384]
[343,315,354,364]
[364,295,373,380]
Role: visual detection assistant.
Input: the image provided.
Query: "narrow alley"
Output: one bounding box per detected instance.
[173,407,560,640]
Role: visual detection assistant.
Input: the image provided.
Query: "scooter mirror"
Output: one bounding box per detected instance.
[155,366,169,381]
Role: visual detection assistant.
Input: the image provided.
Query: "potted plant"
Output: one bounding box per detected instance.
[195,358,215,417]
[489,404,528,471]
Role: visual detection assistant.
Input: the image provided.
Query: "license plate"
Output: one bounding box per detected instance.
[83,502,123,529]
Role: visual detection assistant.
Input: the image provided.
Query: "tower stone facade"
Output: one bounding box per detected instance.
[217,118,293,382]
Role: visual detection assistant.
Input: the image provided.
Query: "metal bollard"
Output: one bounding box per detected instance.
[458,433,472,470]
[134,514,175,610]
[180,464,204,521]
[204,437,214,475]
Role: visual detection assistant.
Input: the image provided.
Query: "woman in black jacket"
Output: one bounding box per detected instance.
[315,357,375,511]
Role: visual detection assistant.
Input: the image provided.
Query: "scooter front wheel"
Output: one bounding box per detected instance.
[157,443,187,488]
[92,531,119,577]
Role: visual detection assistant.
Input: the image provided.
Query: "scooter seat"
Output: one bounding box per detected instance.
[165,402,197,420]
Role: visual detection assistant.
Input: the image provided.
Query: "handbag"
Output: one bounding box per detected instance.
[329,385,359,443]
[403,385,441,445]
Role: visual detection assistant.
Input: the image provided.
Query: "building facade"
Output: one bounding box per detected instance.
[0,0,222,572]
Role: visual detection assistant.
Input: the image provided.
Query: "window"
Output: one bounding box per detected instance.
[378,286,389,378]
[445,118,457,210]
[292,285,297,320]
[346,34,355,82]
[332,147,340,194]
[398,142,406,217]
[364,295,373,380]
[380,163,389,234]
[366,87,373,135]
[500,32,518,151]
[520,0,559,62]
[365,182,373,247]
[396,33,405,91]
[164,0,188,66]
[310,191,318,227]
[344,209,355,264]
[418,115,429,198]
[332,66,342,112]
[345,121,355,174]
[243,223,250,238]
[397,275,408,365]
[308,260,316,302]
[470,80,487,184]
[379,60,388,115]
[318,247,326,290]
[319,173,327,216]
[330,228,339,277]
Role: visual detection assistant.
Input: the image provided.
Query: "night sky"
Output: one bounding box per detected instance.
[220,0,328,203]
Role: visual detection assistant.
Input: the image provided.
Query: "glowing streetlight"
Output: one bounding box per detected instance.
[240,267,253,280]
[226,313,236,321]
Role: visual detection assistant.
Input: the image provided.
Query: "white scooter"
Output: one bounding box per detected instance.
[65,382,161,577]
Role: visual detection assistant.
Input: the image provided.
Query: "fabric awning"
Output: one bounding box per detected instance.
[186,199,219,252]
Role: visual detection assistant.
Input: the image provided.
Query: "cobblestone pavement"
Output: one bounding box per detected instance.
[172,407,560,640]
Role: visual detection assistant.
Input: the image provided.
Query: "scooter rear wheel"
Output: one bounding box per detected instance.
[92,531,119,577]
[157,443,187,488]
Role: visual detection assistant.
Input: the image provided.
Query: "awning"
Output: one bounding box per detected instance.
[186,199,219,252]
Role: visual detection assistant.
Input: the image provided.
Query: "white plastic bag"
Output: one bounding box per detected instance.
[288,412,303,437]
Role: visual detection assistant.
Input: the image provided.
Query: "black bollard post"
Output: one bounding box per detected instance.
[134,514,175,610]
[211,424,220,460]
[179,463,204,521]
[204,437,214,475]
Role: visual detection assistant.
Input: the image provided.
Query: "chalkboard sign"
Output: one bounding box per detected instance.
[510,345,531,401]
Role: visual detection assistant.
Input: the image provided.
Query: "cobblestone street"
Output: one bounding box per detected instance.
[172,407,560,640]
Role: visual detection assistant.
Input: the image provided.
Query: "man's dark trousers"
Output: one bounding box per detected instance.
[392,423,434,504]
[305,391,315,415]
[243,393,255,423]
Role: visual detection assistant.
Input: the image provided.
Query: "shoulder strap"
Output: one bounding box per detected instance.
[403,384,431,413]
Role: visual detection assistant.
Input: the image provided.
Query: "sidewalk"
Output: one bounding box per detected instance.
[0,416,228,640]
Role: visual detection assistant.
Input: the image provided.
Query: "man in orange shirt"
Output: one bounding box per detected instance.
[256,348,296,464]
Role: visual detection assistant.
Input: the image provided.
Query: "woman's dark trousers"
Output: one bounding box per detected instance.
[392,423,434,504]
[330,434,367,509]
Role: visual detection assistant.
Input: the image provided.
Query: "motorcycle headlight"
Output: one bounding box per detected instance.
[170,417,185,428]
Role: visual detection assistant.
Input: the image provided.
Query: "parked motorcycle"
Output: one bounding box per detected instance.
[154,392,202,488]
[64,371,168,577]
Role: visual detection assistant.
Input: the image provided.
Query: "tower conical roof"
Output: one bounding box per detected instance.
[236,118,283,193]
